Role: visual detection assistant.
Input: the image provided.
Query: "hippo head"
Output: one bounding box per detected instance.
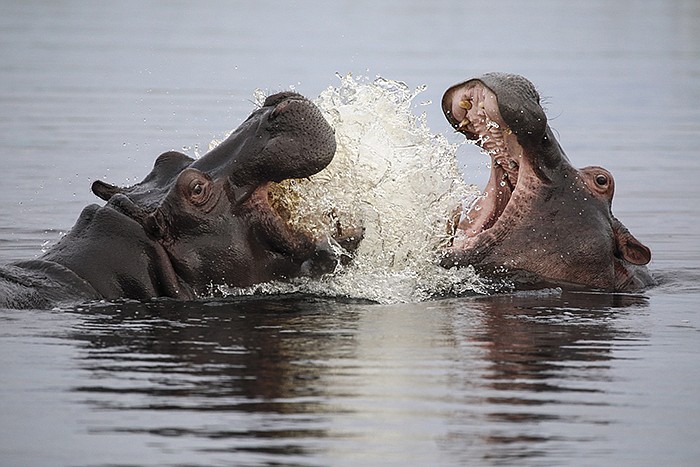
[45,93,344,300]
[441,73,652,291]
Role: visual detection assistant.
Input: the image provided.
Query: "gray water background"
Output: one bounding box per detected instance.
[1,1,699,465]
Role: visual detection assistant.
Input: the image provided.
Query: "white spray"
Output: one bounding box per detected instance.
[218,75,489,304]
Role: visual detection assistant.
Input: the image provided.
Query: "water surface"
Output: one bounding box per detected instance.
[1,1,700,465]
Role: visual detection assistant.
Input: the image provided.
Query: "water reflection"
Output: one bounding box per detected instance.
[445,291,649,463]
[63,291,649,465]
[68,296,362,461]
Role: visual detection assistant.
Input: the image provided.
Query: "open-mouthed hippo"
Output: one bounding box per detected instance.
[441,73,653,291]
[0,92,361,309]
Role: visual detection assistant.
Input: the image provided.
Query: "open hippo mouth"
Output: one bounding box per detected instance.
[84,92,348,295]
[439,73,652,292]
[441,76,538,240]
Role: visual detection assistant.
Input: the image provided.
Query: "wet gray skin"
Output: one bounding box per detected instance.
[441,73,653,291]
[0,93,361,309]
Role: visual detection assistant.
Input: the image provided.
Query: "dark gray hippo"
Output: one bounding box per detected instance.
[441,73,653,291]
[0,92,361,309]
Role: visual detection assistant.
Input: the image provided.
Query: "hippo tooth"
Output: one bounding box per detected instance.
[458,118,470,129]
[458,100,472,110]
[508,160,518,169]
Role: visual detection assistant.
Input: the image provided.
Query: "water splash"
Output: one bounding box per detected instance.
[220,74,488,303]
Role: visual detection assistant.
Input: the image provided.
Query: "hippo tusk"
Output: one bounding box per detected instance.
[458,100,472,110]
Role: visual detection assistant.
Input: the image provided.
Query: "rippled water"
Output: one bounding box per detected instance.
[2,1,700,466]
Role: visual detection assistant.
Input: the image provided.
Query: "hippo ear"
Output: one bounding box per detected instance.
[92,180,124,201]
[613,219,651,265]
[617,235,651,266]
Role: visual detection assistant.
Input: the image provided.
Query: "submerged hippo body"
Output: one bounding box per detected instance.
[441,73,652,292]
[1,92,359,309]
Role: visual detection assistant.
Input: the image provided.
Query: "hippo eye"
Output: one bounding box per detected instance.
[188,179,208,204]
[188,180,212,207]
[595,174,608,186]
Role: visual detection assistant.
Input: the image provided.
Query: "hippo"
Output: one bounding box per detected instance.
[440,73,653,291]
[0,92,361,309]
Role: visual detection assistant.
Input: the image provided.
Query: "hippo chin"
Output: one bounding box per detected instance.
[1,92,362,309]
[441,73,653,292]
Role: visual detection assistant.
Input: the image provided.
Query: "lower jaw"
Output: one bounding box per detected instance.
[463,193,512,236]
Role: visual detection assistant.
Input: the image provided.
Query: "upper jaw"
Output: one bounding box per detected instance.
[442,79,527,240]
[195,92,336,186]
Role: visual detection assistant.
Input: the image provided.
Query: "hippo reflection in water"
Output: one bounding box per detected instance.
[441,73,653,291]
[0,93,361,309]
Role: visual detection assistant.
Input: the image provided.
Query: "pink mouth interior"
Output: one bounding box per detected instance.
[444,82,525,239]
